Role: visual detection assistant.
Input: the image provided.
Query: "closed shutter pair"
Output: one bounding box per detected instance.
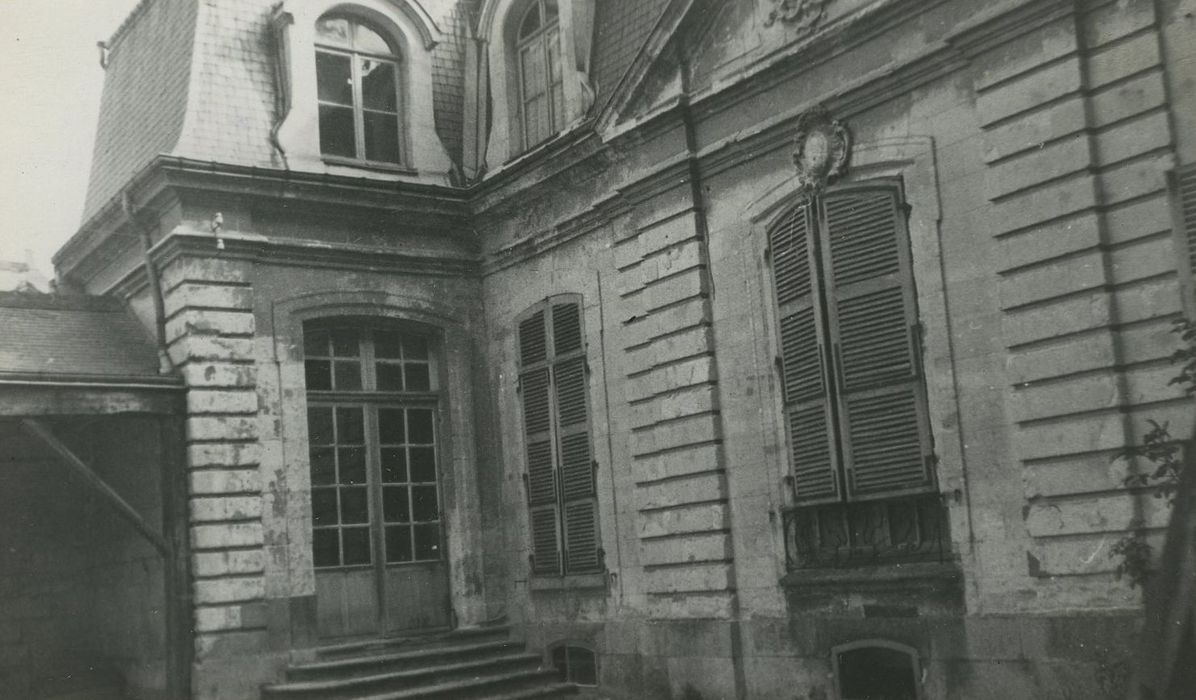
[770,181,936,504]
[517,297,601,576]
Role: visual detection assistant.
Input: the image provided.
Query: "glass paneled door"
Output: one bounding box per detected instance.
[305,324,451,639]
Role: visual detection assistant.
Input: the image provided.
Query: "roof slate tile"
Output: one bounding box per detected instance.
[0,293,162,379]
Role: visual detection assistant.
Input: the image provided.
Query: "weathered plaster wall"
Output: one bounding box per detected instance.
[53,1,1196,699]
[472,0,1193,698]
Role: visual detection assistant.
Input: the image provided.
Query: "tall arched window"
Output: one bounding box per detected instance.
[516,0,565,150]
[315,14,403,164]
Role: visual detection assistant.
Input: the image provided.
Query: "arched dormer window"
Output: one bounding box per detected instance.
[477,0,595,168]
[315,14,404,164]
[515,0,565,149]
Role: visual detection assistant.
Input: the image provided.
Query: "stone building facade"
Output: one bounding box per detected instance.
[49,0,1196,697]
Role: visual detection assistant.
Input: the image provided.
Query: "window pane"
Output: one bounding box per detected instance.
[375,331,402,359]
[403,336,428,360]
[382,448,408,483]
[412,485,438,522]
[336,407,365,444]
[304,328,330,357]
[524,95,546,147]
[547,31,562,81]
[545,0,559,19]
[363,110,401,163]
[404,364,431,392]
[310,447,336,485]
[408,409,434,444]
[340,487,369,524]
[338,447,366,484]
[552,82,566,131]
[313,528,340,567]
[315,16,352,47]
[312,488,338,526]
[307,407,334,444]
[413,523,440,560]
[334,361,362,390]
[383,486,410,523]
[379,408,406,444]
[319,105,356,158]
[341,527,372,565]
[521,45,546,98]
[355,22,393,55]
[316,52,353,105]
[361,59,397,111]
[305,360,332,391]
[408,446,436,482]
[386,525,413,563]
[331,329,359,356]
[568,647,597,685]
[519,2,540,38]
[377,363,404,391]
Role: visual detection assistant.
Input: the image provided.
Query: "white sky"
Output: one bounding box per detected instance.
[0,0,144,276]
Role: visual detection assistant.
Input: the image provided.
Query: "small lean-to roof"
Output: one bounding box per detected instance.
[0,292,164,381]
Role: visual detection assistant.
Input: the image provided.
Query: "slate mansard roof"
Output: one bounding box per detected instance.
[80,0,675,223]
[0,292,165,382]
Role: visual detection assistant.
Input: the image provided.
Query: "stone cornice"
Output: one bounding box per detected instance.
[57,156,473,289]
[109,229,479,300]
[481,154,693,275]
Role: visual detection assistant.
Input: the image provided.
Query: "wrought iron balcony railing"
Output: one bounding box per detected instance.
[782,493,950,570]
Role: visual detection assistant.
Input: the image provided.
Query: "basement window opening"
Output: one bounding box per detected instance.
[833,641,920,700]
[550,643,597,686]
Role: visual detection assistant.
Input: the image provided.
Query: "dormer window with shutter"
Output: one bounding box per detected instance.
[769,179,950,569]
[516,295,602,577]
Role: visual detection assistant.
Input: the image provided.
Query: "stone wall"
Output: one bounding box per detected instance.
[472,0,1194,698]
[54,0,1196,698]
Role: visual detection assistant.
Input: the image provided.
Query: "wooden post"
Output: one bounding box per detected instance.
[159,417,193,699]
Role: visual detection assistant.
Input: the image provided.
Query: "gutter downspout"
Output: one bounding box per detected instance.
[268,7,293,171]
[122,191,174,376]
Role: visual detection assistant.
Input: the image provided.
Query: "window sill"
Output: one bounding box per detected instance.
[322,155,417,175]
[529,572,608,593]
[781,561,961,594]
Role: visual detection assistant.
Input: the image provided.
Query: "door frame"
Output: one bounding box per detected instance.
[268,291,491,644]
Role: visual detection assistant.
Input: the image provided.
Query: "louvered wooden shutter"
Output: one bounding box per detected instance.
[819,185,934,499]
[552,301,599,572]
[517,298,601,576]
[769,204,840,503]
[1176,164,1196,280]
[518,309,561,575]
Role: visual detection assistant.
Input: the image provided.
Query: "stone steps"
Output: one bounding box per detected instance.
[262,626,577,700]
